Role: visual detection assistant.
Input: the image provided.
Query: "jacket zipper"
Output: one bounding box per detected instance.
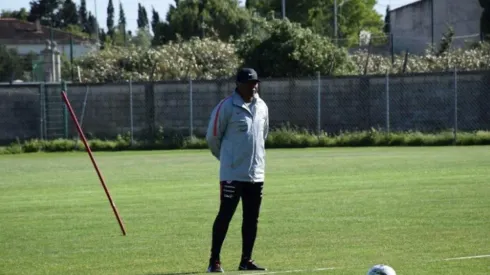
[251,105,256,182]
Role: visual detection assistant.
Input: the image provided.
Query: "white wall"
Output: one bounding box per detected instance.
[390,0,483,55]
[5,43,97,59]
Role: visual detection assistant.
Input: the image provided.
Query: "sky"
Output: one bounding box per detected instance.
[1,0,418,33]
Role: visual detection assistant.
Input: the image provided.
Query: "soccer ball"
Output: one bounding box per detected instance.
[367,264,396,275]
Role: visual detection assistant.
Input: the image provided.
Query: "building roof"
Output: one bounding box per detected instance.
[390,0,424,14]
[0,18,96,45]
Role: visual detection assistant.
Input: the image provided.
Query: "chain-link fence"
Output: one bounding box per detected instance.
[1,70,490,145]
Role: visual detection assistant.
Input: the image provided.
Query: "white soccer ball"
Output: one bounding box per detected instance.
[367,264,396,275]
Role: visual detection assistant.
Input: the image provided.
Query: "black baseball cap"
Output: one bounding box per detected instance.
[236,68,260,83]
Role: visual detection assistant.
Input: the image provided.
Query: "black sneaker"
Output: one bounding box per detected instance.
[207,259,224,273]
[238,259,267,271]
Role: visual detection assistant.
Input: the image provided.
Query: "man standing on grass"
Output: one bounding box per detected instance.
[205,68,269,273]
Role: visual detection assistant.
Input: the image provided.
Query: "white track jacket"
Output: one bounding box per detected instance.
[206,91,269,183]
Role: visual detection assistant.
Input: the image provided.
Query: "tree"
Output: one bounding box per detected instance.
[152,21,175,45]
[137,3,149,29]
[106,0,115,38]
[118,2,126,32]
[235,17,354,77]
[383,5,390,34]
[480,0,490,9]
[87,11,99,38]
[436,25,455,56]
[65,24,89,38]
[130,28,152,49]
[0,45,24,82]
[151,7,160,34]
[1,8,29,20]
[245,0,258,10]
[244,0,271,14]
[247,0,383,47]
[150,8,166,46]
[59,0,78,28]
[163,0,252,42]
[99,28,108,49]
[197,0,205,38]
[79,0,89,33]
[27,0,63,27]
[151,22,167,45]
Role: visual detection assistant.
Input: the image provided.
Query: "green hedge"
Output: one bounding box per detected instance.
[1,129,490,155]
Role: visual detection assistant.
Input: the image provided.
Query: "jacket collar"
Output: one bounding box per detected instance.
[232,89,260,106]
[232,90,261,114]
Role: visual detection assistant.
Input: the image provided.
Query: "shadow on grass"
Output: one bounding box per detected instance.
[145,272,203,275]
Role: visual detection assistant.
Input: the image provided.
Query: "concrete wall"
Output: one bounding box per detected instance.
[1,71,490,144]
[390,0,483,54]
[0,84,41,142]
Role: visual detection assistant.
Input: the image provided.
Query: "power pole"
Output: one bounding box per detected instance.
[199,0,205,38]
[282,0,286,18]
[94,0,99,45]
[334,0,338,43]
[431,0,434,49]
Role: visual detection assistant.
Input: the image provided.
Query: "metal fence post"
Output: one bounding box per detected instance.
[189,78,194,137]
[386,70,390,134]
[453,67,458,144]
[129,76,134,145]
[80,85,89,127]
[43,83,48,139]
[75,85,90,149]
[39,83,44,140]
[62,81,68,139]
[317,71,321,135]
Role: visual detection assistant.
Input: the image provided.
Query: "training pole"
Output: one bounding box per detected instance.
[61,91,127,236]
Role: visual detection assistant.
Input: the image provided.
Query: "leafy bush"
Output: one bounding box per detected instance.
[235,17,355,77]
[183,136,208,149]
[71,12,490,82]
[2,129,490,155]
[349,42,490,75]
[75,37,241,82]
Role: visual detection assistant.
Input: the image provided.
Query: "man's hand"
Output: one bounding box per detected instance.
[206,97,231,160]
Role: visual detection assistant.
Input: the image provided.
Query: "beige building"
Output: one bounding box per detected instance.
[0,18,97,59]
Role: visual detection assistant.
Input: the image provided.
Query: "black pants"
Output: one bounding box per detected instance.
[210,181,264,261]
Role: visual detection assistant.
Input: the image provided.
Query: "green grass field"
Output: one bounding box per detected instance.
[1,147,489,275]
